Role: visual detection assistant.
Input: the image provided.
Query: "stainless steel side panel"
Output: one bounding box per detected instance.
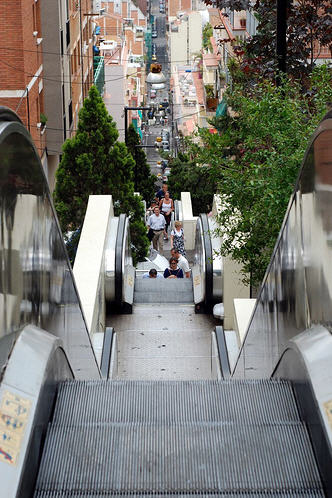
[273,325,332,494]
[0,115,100,379]
[234,114,332,378]
[122,217,134,305]
[193,217,205,304]
[105,217,119,303]
[209,217,223,301]
[0,325,74,497]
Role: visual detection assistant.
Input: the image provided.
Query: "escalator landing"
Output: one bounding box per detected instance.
[108,304,219,380]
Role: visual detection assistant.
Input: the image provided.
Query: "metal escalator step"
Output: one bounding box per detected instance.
[52,379,301,426]
[134,278,194,303]
[34,494,324,498]
[34,421,323,496]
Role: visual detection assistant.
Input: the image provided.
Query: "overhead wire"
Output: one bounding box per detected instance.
[0,45,205,65]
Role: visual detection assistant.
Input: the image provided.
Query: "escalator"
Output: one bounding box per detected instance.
[34,379,323,497]
[0,108,331,497]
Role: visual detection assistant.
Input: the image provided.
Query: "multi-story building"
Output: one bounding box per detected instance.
[0,0,46,164]
[0,0,94,191]
[169,11,202,67]
[98,0,147,140]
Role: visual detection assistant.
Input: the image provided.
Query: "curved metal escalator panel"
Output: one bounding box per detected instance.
[200,213,213,307]
[193,214,223,312]
[105,214,134,312]
[0,107,99,379]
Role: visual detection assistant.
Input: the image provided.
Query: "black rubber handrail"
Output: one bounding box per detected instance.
[200,213,213,308]
[215,325,231,379]
[0,106,23,123]
[100,327,114,379]
[114,214,127,307]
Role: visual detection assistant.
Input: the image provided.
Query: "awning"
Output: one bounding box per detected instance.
[216,99,227,117]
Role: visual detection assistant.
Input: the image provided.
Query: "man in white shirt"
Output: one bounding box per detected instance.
[148,207,166,254]
[171,248,191,278]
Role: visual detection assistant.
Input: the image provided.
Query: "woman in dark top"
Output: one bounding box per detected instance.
[164,257,184,278]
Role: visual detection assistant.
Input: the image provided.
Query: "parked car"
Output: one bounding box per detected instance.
[152,30,158,38]
[151,54,157,61]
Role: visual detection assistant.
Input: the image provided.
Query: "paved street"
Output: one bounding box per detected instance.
[145,0,172,184]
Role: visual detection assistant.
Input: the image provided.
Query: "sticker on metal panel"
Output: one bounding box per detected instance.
[194,275,200,286]
[0,391,31,466]
[324,399,332,430]
[127,275,134,287]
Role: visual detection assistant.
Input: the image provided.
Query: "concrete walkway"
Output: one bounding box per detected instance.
[108,303,219,380]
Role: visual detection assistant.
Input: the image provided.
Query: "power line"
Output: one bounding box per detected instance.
[0,58,141,86]
[0,46,204,67]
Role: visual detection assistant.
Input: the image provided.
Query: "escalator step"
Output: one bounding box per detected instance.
[52,379,301,425]
[34,421,323,496]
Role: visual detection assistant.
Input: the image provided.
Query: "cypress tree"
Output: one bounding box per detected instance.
[54,85,149,264]
[126,124,157,202]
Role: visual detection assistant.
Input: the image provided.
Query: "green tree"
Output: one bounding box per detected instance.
[187,66,332,286]
[167,153,219,215]
[126,124,157,202]
[202,23,213,51]
[54,85,149,265]
[202,1,331,82]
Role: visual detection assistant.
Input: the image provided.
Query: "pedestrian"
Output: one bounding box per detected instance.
[147,206,166,254]
[171,248,190,278]
[159,191,173,240]
[163,257,184,278]
[171,221,186,256]
[143,268,162,278]
[146,200,158,222]
[156,183,170,202]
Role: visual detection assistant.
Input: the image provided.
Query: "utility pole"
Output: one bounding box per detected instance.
[170,90,174,152]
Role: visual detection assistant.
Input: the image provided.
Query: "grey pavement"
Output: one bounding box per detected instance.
[104,64,125,142]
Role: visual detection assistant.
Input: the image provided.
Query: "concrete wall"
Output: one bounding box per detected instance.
[223,257,250,330]
[170,22,188,66]
[211,195,251,330]
[74,195,114,337]
[170,12,202,66]
[181,192,197,250]
[188,11,202,55]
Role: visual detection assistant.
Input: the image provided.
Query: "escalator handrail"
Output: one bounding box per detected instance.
[215,326,231,379]
[100,327,114,379]
[114,213,127,307]
[0,106,22,124]
[200,213,213,306]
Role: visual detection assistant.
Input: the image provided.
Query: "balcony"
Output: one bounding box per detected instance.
[93,56,105,96]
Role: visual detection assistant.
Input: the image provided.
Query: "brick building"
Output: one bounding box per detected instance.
[0,0,94,190]
[0,0,46,161]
